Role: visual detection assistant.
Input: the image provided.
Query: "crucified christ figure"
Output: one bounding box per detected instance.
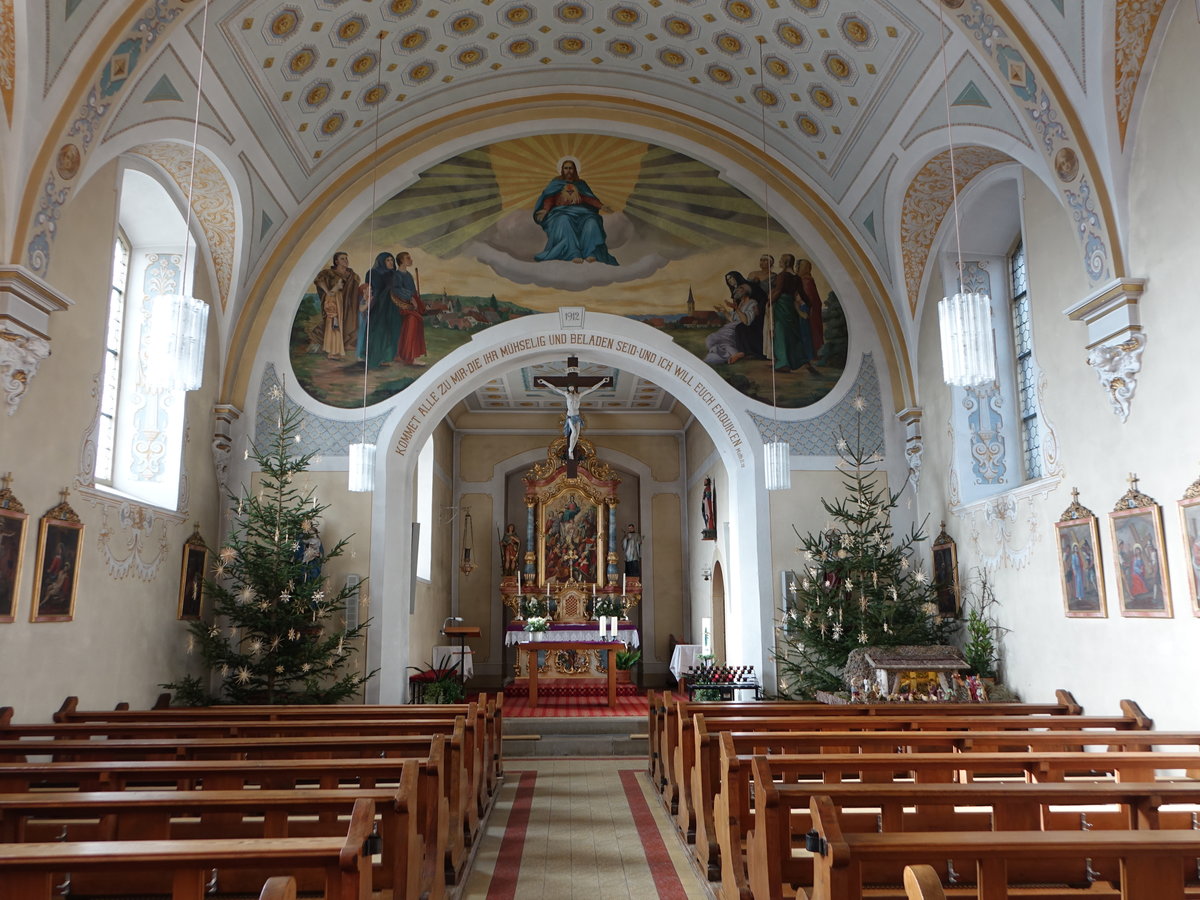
[538,377,610,459]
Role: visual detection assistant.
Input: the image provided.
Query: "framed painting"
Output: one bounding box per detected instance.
[30,492,84,623]
[0,476,29,623]
[1055,489,1106,617]
[1178,471,1200,616]
[178,525,208,620]
[1109,477,1171,618]
[540,488,603,586]
[930,523,959,618]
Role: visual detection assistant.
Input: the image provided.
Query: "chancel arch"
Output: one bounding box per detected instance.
[363,312,777,702]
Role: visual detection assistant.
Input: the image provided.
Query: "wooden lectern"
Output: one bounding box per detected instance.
[441,624,481,684]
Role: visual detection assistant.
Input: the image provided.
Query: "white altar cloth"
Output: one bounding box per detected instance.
[431,645,474,678]
[669,644,703,680]
[505,622,639,648]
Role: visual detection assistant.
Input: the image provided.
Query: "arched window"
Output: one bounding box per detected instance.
[94,165,198,510]
[97,231,131,483]
[941,171,1054,507]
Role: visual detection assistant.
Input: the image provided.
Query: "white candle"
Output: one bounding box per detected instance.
[598,616,604,641]
[622,574,626,596]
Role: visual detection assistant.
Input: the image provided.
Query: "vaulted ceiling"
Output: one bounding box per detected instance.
[2,1,1175,409]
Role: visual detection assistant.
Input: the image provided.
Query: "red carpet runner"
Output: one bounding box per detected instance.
[501,691,649,717]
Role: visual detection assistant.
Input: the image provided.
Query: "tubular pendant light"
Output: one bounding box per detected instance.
[935,4,996,388]
[144,0,211,391]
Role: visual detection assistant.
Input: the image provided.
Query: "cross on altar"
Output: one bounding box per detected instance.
[537,356,610,475]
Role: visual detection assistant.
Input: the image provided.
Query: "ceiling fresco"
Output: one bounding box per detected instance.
[289,133,847,411]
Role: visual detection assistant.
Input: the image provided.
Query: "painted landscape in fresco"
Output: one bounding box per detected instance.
[290,134,848,409]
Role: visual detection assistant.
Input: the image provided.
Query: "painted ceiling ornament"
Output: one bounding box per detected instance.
[1086,332,1146,423]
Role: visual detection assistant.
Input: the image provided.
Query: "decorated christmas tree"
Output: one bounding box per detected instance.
[775,397,952,698]
[164,385,374,705]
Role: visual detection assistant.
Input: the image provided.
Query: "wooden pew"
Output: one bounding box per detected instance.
[47,693,504,800]
[0,766,439,899]
[0,736,474,886]
[671,701,1149,849]
[902,866,945,900]
[260,876,299,900]
[0,720,494,840]
[718,746,1200,900]
[692,723,1200,883]
[793,793,1200,900]
[742,756,1200,900]
[0,797,375,900]
[0,722,481,847]
[646,689,1084,812]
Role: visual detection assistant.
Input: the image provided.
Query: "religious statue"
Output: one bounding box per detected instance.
[622,523,643,577]
[701,477,716,540]
[537,376,610,459]
[532,159,618,265]
[499,523,521,577]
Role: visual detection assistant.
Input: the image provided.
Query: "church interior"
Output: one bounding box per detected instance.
[3,3,1200,892]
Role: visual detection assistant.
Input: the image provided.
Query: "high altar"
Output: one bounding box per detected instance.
[502,435,640,683]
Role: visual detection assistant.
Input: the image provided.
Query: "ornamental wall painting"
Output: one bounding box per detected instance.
[289,134,848,410]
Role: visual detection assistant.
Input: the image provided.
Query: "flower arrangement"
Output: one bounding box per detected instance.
[524,615,551,633]
[520,596,550,619]
[592,594,623,619]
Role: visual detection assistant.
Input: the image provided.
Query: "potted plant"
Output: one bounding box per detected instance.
[614,647,641,684]
[524,615,551,641]
[407,662,465,704]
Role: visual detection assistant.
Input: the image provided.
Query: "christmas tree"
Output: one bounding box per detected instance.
[164,385,375,705]
[775,397,952,698]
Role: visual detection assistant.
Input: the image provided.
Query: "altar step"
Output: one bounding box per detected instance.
[503,715,648,757]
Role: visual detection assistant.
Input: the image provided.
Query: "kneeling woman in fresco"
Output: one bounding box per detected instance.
[705,271,766,365]
[532,159,618,265]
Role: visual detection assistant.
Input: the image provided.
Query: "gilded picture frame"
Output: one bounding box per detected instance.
[930,523,959,618]
[1055,489,1106,618]
[178,525,208,620]
[1177,471,1200,616]
[1108,477,1171,618]
[30,493,84,623]
[0,478,28,623]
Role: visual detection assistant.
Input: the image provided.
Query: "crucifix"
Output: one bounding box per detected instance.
[537,355,609,475]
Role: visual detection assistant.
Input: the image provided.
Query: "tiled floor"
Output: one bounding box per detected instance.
[462,759,712,900]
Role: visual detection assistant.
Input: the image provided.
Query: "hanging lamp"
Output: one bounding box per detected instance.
[935,4,996,388]
[348,32,386,492]
[144,0,211,391]
[756,42,791,491]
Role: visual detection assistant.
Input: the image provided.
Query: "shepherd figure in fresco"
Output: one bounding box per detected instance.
[532,159,619,265]
[537,376,610,459]
[312,252,361,359]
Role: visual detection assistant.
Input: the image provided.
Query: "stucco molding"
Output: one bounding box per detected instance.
[1064,278,1148,423]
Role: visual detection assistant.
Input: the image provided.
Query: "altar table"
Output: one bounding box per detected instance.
[523,640,624,708]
